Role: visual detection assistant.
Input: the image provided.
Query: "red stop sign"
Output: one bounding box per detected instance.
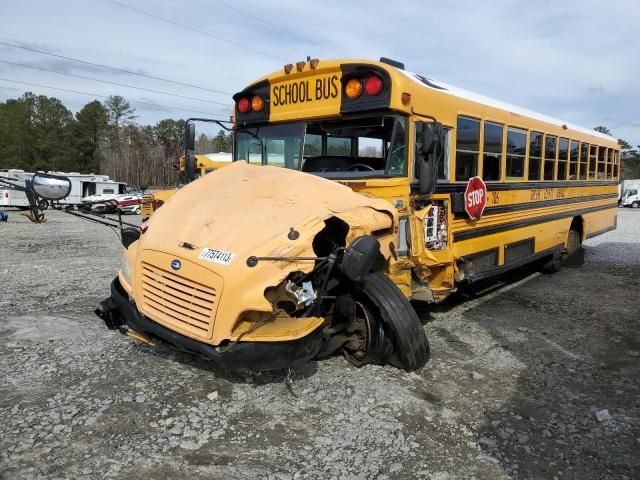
[464,176,487,220]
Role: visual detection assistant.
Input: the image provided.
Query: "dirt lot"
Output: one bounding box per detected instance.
[1,208,639,480]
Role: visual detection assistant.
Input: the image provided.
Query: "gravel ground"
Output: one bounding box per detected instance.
[1,208,639,480]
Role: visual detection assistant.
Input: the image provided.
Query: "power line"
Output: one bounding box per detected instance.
[0,59,232,106]
[211,0,319,46]
[0,40,232,95]
[104,0,284,61]
[0,78,229,117]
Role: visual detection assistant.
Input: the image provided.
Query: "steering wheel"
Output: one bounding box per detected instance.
[348,163,376,171]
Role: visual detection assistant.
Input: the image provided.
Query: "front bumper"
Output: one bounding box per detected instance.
[96,277,323,372]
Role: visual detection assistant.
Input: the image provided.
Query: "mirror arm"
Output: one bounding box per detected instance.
[185,117,234,132]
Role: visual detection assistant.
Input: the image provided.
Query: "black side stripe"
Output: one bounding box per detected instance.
[454,203,617,242]
[483,193,619,216]
[436,180,618,193]
[585,225,616,239]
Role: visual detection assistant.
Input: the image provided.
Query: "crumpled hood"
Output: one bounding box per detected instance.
[132,161,398,345]
[140,161,397,261]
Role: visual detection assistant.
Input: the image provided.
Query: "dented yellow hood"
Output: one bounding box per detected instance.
[133,161,397,344]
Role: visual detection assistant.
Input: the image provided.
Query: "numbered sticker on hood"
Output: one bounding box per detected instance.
[198,248,235,265]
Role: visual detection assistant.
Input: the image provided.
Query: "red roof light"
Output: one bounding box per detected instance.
[365,75,383,96]
[237,98,251,113]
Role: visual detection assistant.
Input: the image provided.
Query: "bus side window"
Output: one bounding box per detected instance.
[557,138,569,180]
[506,127,526,179]
[569,140,579,180]
[455,116,480,181]
[544,135,557,180]
[579,143,588,180]
[482,122,502,181]
[589,145,597,179]
[528,132,543,180]
[607,149,614,179]
[597,147,606,179]
[414,123,450,181]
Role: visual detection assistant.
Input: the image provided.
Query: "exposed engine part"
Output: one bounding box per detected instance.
[285,280,317,306]
[425,201,448,250]
[265,276,318,314]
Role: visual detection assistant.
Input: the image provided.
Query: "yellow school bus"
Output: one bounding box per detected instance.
[98,57,619,373]
[140,153,231,219]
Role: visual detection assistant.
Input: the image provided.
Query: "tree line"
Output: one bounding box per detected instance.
[0,92,232,187]
[0,93,637,184]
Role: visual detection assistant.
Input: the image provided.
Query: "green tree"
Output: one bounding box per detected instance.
[103,95,136,178]
[212,129,232,152]
[0,95,35,169]
[154,118,184,183]
[73,100,107,173]
[618,138,632,150]
[593,126,612,135]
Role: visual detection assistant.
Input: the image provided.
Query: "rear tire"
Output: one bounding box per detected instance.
[633,202,639,209]
[357,272,430,371]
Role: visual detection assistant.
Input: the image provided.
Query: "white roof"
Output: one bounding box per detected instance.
[400,70,615,142]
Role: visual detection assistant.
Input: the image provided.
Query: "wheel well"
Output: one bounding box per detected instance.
[570,216,584,240]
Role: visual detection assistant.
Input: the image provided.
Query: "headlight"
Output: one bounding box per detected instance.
[120,255,133,285]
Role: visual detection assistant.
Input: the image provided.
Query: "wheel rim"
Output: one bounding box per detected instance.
[342,301,385,367]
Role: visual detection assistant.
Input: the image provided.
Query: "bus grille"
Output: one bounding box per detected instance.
[139,262,217,335]
[141,194,154,217]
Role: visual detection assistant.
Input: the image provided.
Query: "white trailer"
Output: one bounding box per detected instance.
[0,170,126,208]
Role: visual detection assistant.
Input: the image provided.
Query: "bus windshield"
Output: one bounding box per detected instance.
[234,114,408,178]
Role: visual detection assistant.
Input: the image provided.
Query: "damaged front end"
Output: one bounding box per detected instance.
[96,162,429,372]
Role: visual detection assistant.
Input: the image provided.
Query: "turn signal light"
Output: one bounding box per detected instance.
[345,78,363,99]
[251,95,264,112]
[237,98,251,113]
[365,75,383,96]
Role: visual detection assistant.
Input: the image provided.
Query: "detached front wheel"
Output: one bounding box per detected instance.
[354,272,430,371]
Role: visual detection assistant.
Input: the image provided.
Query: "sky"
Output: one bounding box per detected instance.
[0,0,638,144]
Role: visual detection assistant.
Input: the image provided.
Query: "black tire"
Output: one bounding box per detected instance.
[358,272,430,371]
[633,202,639,209]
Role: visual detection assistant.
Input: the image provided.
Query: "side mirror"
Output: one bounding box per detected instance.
[32,172,72,200]
[184,123,195,151]
[418,122,442,194]
[121,227,141,248]
[184,153,198,181]
[420,123,437,156]
[340,235,380,282]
